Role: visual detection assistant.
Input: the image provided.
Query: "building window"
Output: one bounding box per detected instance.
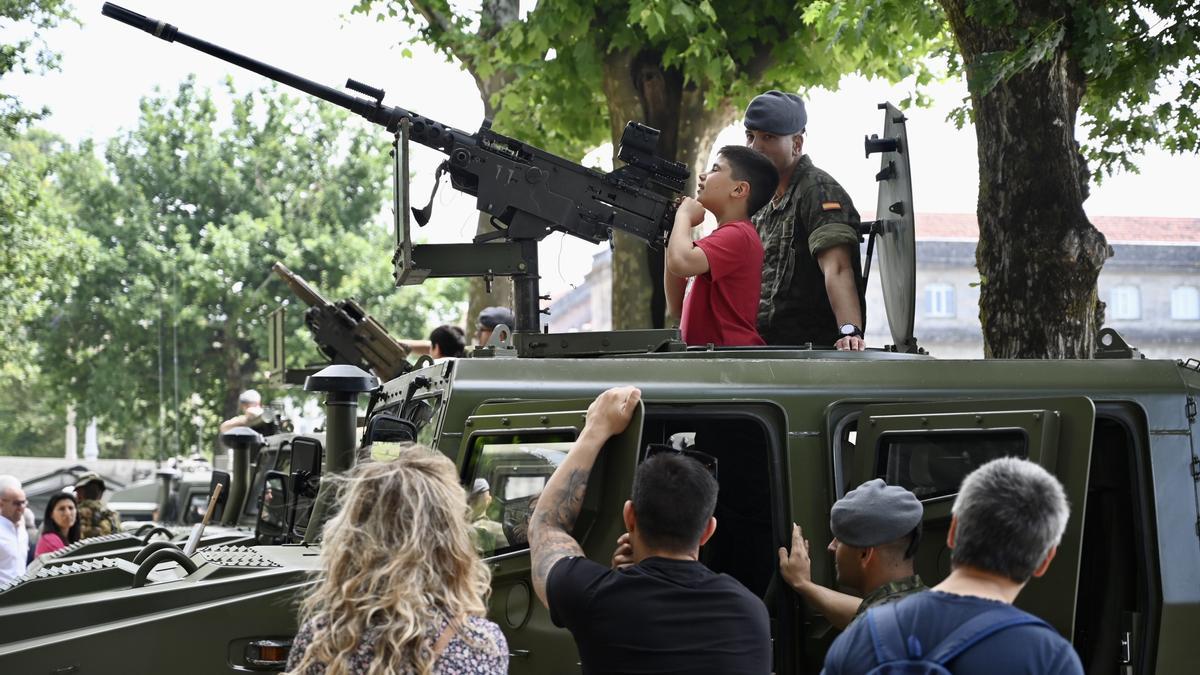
[1171,286,1200,320]
[924,283,956,318]
[1110,286,1141,320]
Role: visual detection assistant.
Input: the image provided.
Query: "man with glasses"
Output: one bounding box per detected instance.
[529,387,770,674]
[0,475,29,585]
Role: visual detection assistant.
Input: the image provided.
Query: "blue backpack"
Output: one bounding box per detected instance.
[864,601,1052,674]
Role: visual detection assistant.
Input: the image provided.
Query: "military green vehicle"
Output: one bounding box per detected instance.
[0,5,1194,674]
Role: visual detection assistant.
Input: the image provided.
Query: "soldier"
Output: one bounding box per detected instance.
[778,479,926,629]
[475,306,514,346]
[744,91,867,350]
[74,472,122,539]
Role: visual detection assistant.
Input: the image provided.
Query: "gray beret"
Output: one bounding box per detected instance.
[744,90,807,135]
[477,306,514,330]
[830,479,923,548]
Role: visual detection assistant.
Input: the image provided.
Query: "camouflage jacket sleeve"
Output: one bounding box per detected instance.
[796,180,860,257]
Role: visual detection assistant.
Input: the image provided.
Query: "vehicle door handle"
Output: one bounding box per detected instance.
[509,649,531,658]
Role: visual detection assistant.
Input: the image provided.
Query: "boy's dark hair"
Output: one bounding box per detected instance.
[631,453,719,552]
[429,324,466,358]
[718,145,779,217]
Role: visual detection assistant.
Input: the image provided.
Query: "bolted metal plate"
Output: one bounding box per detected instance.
[872,102,917,352]
[200,545,282,568]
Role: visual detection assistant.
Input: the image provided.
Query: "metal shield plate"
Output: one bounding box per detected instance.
[873,102,916,351]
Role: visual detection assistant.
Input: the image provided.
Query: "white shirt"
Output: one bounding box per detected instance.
[0,516,29,586]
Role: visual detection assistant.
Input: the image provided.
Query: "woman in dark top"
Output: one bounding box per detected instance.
[286,446,508,675]
[35,493,80,556]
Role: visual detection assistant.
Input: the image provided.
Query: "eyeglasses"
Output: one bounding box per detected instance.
[644,443,719,481]
[2,499,28,507]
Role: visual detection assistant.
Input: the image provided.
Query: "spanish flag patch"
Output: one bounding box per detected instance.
[821,201,842,211]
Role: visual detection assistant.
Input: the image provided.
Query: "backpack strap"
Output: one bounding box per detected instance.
[926,606,1052,666]
[866,603,913,664]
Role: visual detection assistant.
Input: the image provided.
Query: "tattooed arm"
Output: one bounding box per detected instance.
[529,386,642,608]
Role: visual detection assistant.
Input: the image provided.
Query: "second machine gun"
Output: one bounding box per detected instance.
[102,3,690,335]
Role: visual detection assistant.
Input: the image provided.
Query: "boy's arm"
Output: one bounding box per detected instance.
[664,264,686,324]
[665,197,710,278]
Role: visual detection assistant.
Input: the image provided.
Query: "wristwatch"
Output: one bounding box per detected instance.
[838,323,863,340]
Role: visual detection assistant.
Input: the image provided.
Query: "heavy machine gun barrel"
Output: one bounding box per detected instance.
[101,3,688,248]
[271,262,411,381]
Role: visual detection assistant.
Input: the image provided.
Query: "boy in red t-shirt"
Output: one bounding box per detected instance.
[666,146,779,346]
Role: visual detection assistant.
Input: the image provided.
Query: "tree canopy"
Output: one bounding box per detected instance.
[4,79,465,458]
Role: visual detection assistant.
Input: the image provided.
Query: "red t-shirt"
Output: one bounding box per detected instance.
[680,220,765,347]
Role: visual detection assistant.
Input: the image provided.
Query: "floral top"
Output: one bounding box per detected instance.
[286,613,508,674]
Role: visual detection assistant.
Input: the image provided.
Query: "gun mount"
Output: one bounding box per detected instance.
[102,3,689,334]
[269,262,411,383]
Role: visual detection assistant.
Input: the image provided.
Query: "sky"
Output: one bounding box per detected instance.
[6,0,1197,300]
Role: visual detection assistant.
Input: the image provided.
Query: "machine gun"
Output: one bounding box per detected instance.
[102,4,690,334]
[271,262,411,382]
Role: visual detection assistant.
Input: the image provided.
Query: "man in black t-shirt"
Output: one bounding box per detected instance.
[528,387,771,675]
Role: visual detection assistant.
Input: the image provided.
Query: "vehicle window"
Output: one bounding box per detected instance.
[463,432,575,558]
[243,448,279,519]
[405,395,442,447]
[875,430,1027,500]
[184,493,209,524]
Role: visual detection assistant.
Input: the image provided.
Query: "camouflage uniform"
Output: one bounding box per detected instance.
[752,155,865,345]
[851,574,927,625]
[76,499,121,539]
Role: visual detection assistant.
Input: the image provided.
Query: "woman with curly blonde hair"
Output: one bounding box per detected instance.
[286,445,508,675]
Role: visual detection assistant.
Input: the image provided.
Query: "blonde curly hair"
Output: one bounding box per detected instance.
[290,445,492,675]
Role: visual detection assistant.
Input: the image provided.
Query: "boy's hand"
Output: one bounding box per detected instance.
[676,197,706,227]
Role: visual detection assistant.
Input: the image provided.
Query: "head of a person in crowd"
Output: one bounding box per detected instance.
[73,472,106,502]
[238,389,262,413]
[697,146,780,220]
[949,457,1069,583]
[827,479,923,595]
[293,446,490,674]
[42,493,80,544]
[468,478,493,520]
[429,324,467,359]
[743,90,807,181]
[624,453,719,560]
[476,306,515,346]
[0,475,26,525]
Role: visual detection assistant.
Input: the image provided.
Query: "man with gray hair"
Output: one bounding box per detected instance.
[0,474,29,585]
[219,389,266,433]
[822,458,1083,674]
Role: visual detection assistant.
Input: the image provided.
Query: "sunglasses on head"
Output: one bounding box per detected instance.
[644,443,719,481]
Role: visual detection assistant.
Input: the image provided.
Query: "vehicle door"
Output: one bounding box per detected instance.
[457,399,644,675]
[849,397,1095,638]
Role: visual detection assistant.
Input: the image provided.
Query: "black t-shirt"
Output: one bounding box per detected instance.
[547,555,771,675]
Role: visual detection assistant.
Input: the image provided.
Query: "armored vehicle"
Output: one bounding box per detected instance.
[0,6,1194,675]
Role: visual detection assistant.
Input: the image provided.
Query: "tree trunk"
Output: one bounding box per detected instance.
[940,0,1111,358]
[602,49,735,329]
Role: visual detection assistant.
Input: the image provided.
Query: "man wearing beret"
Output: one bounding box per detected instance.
[744,91,866,350]
[777,479,925,628]
[476,305,515,346]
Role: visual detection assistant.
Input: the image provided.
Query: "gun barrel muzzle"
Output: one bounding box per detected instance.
[101,3,178,42]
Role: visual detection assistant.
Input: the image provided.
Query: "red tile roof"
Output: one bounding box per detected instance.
[866,213,1200,244]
